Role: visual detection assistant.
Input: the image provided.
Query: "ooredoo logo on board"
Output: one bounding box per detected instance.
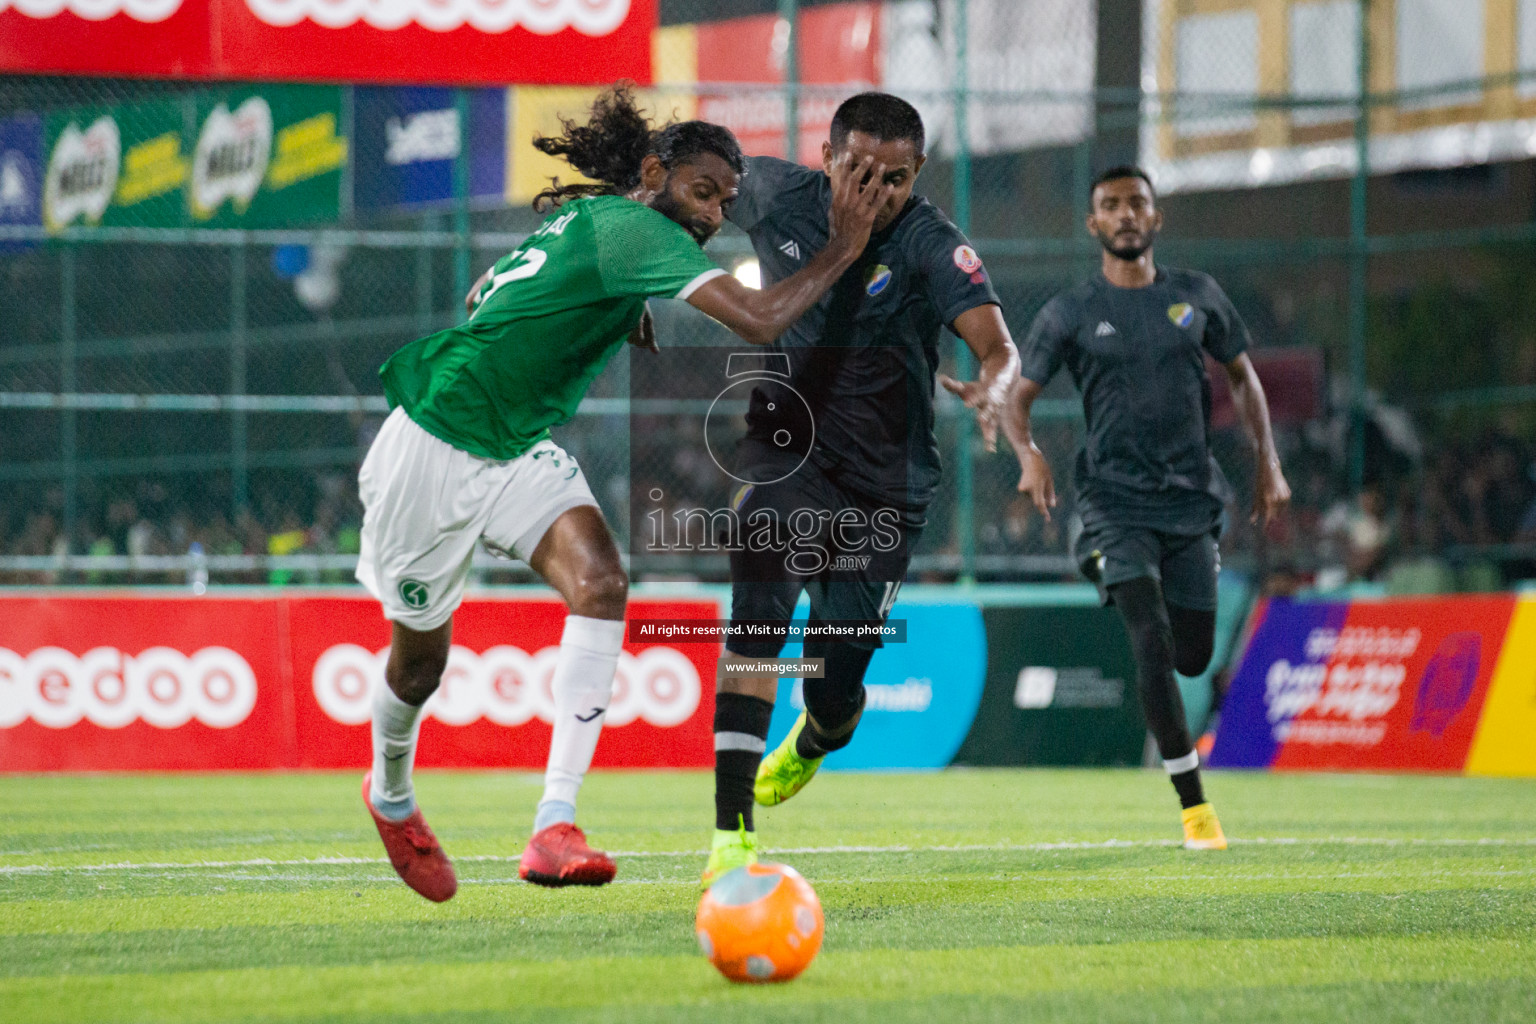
[0,0,182,21]
[241,0,630,34]
[0,646,258,729]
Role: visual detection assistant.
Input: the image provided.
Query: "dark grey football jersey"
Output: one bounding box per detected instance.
[1019,268,1250,534]
[726,155,1001,513]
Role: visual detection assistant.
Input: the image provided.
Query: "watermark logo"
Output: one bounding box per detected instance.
[703,352,814,486]
[631,344,915,582]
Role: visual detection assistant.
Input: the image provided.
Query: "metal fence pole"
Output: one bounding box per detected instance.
[1347,0,1372,493]
[453,88,472,307]
[60,244,77,547]
[417,212,437,336]
[230,241,249,517]
[952,0,976,583]
[779,0,799,164]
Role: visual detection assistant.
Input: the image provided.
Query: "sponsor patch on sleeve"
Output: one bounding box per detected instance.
[953,244,982,273]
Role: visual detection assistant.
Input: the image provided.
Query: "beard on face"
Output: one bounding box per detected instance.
[1096,225,1155,261]
[649,179,716,246]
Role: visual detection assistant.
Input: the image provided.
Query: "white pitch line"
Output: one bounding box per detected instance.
[2,836,1535,876]
[77,867,1536,888]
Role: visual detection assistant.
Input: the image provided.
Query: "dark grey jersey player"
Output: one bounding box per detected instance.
[1006,165,1291,851]
[703,93,1029,886]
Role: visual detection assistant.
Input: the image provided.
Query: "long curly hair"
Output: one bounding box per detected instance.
[532,84,744,212]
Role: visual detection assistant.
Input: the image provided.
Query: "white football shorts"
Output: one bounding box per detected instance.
[356,407,598,631]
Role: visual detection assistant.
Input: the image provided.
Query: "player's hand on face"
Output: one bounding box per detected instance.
[1016,444,1057,521]
[627,304,658,353]
[938,374,1004,453]
[1252,462,1291,526]
[827,154,894,255]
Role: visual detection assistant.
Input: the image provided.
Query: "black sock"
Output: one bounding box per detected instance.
[796,641,873,758]
[796,686,867,758]
[1170,768,1206,809]
[714,692,773,832]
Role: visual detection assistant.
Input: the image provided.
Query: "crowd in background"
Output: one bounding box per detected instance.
[3,411,1534,593]
[0,473,364,586]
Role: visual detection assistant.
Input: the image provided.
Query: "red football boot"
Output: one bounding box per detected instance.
[518,822,617,887]
[361,773,457,902]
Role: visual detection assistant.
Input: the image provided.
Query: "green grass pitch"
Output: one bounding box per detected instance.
[3,768,1534,1023]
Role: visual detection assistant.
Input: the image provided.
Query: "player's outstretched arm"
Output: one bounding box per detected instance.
[1002,376,1057,521]
[1224,352,1291,525]
[937,304,1020,454]
[685,154,893,346]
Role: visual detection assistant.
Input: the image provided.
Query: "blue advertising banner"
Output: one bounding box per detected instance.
[0,113,41,249]
[353,87,506,211]
[767,600,987,771]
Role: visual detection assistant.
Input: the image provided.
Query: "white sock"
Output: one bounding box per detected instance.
[371,683,425,820]
[1163,749,1200,774]
[538,614,625,828]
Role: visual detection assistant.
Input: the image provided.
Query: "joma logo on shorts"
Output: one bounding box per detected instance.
[398,579,430,609]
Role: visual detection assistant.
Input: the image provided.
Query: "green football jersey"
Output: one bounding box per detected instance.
[380,195,726,460]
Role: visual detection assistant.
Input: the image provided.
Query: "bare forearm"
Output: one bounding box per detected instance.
[1003,377,1039,451]
[737,243,859,345]
[977,344,1020,407]
[1232,377,1280,469]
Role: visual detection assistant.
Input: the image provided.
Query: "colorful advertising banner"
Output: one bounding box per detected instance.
[0,112,41,248]
[767,601,987,771]
[0,0,655,85]
[38,87,347,231]
[189,86,347,227]
[0,593,720,772]
[42,98,190,232]
[1210,595,1536,776]
[695,3,880,165]
[353,87,505,211]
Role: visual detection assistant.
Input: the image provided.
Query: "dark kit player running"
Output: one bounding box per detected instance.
[1006,166,1290,849]
[704,93,1027,884]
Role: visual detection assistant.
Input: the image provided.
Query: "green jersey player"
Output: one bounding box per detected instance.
[357,86,894,901]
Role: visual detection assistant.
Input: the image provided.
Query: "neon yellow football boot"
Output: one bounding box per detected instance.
[701,817,760,891]
[1181,802,1228,850]
[755,712,824,806]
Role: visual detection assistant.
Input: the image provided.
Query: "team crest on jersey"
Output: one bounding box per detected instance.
[952,245,982,273]
[398,578,430,610]
[866,264,892,296]
[1167,303,1195,328]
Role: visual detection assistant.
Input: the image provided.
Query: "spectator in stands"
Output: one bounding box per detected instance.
[1319,484,1392,585]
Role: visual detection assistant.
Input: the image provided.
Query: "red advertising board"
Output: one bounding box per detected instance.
[1268,596,1515,772]
[0,0,654,84]
[696,2,879,164]
[0,592,718,772]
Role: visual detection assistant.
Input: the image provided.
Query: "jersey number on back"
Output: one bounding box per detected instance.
[473,247,548,316]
